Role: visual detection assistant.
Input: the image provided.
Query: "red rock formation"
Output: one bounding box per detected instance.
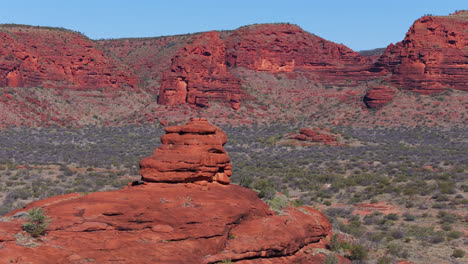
[0,25,138,91]
[158,31,245,109]
[98,34,194,92]
[0,183,341,264]
[373,11,468,94]
[0,121,343,263]
[140,117,232,184]
[225,24,376,85]
[363,85,397,108]
[290,127,340,145]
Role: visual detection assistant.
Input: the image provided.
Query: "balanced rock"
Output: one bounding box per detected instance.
[140,118,232,184]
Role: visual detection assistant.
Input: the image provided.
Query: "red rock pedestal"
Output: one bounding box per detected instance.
[140,118,232,184]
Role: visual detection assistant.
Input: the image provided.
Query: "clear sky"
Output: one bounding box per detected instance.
[1,0,466,51]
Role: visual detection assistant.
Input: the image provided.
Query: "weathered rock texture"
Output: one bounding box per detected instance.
[373,11,468,94]
[363,85,397,108]
[0,121,344,264]
[0,183,341,264]
[290,128,340,145]
[158,31,245,109]
[225,24,377,85]
[140,118,232,184]
[0,25,138,90]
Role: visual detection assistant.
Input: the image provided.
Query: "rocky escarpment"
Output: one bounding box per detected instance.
[0,119,347,264]
[225,23,378,85]
[372,11,468,94]
[140,117,232,184]
[158,31,245,109]
[0,25,138,91]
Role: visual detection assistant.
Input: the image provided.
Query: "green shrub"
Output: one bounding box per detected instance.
[349,244,368,260]
[324,253,339,264]
[452,249,465,258]
[447,230,462,239]
[22,207,51,237]
[377,256,394,264]
[253,179,276,200]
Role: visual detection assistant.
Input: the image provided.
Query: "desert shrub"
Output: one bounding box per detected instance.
[387,243,409,257]
[446,230,462,240]
[367,231,386,242]
[239,174,253,188]
[437,211,459,223]
[253,179,276,200]
[349,244,368,260]
[324,253,339,264]
[403,212,415,221]
[452,249,465,258]
[267,195,288,212]
[385,213,399,221]
[377,256,394,264]
[429,232,445,244]
[390,229,405,239]
[22,207,51,237]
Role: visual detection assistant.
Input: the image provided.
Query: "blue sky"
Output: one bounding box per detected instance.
[2,0,466,51]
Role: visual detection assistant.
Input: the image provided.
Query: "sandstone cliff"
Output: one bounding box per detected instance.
[0,25,138,91]
[372,11,468,94]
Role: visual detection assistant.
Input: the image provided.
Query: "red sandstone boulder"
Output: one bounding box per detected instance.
[373,11,468,94]
[0,183,337,264]
[290,128,340,145]
[140,118,233,184]
[363,85,397,108]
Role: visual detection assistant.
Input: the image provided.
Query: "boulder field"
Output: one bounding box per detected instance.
[0,119,348,263]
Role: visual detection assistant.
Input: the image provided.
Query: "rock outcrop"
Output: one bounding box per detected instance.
[289,127,341,145]
[0,119,344,263]
[225,23,377,85]
[373,11,468,94]
[0,25,138,91]
[158,31,245,109]
[363,85,397,108]
[140,118,232,184]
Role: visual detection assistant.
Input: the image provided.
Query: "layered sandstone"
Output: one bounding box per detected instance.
[225,23,377,85]
[158,31,244,109]
[373,11,468,94]
[363,85,397,108]
[0,120,344,264]
[140,118,232,184]
[0,25,138,90]
[290,127,340,145]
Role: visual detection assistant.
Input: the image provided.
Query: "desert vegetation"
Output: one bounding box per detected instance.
[0,124,466,263]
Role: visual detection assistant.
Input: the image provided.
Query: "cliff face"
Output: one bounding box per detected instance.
[0,25,138,91]
[98,34,193,92]
[373,11,468,94]
[225,24,376,85]
[157,31,245,109]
